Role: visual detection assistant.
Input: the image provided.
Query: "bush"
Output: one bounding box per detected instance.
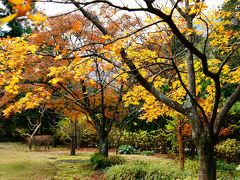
[105,160,196,180]
[118,145,135,154]
[142,150,154,156]
[106,160,240,180]
[216,139,240,162]
[236,164,240,171]
[106,161,149,180]
[90,153,125,169]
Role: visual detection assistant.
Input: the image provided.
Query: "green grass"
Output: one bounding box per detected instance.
[0,142,97,180]
[0,143,239,180]
[0,143,56,180]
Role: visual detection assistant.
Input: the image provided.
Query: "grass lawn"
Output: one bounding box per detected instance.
[0,142,98,180]
[0,142,239,180]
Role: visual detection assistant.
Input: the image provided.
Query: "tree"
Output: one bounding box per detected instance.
[48,1,238,179]
[0,14,128,157]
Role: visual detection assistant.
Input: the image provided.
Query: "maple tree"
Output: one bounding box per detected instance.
[0,13,129,156]
[48,1,239,179]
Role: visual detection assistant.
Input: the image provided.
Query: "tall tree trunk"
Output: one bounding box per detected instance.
[195,134,216,180]
[99,130,108,157]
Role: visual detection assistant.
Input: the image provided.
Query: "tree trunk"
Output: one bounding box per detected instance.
[99,131,108,157]
[70,122,77,156]
[190,140,196,159]
[195,136,216,180]
[177,124,185,170]
[70,135,77,155]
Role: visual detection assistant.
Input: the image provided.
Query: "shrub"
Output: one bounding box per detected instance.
[108,156,126,166]
[106,161,149,180]
[90,153,125,169]
[118,145,135,154]
[216,139,240,162]
[236,164,240,171]
[142,150,154,156]
[90,153,106,169]
[106,160,240,180]
[106,160,194,180]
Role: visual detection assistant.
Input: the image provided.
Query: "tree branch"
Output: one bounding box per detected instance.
[214,84,240,136]
[121,48,187,116]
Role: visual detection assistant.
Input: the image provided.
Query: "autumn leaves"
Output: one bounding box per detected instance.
[0,0,46,26]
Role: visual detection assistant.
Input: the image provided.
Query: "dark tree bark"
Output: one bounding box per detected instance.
[70,121,77,156]
[99,128,108,157]
[70,135,76,155]
[195,134,216,180]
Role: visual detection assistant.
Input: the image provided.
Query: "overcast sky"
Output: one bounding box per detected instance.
[35,0,224,16]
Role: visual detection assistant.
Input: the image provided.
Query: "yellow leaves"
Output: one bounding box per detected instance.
[5,84,20,95]
[221,11,231,18]
[4,71,22,95]
[153,77,166,89]
[2,105,15,117]
[228,67,240,84]
[208,11,238,54]
[179,27,195,35]
[0,0,47,26]
[188,2,208,15]
[0,14,17,26]
[54,55,63,61]
[101,35,112,40]
[2,89,50,117]
[144,16,161,24]
[8,0,24,5]
[208,59,221,73]
[123,85,173,121]
[48,66,66,77]
[28,12,46,24]
[123,86,145,107]
[88,79,96,86]
[28,45,37,54]
[189,8,199,15]
[73,52,80,61]
[49,77,62,85]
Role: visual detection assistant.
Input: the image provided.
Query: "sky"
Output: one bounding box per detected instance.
[35,0,224,16]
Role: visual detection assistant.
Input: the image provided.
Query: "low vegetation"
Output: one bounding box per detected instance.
[106,160,240,180]
[1,142,239,180]
[90,153,125,170]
